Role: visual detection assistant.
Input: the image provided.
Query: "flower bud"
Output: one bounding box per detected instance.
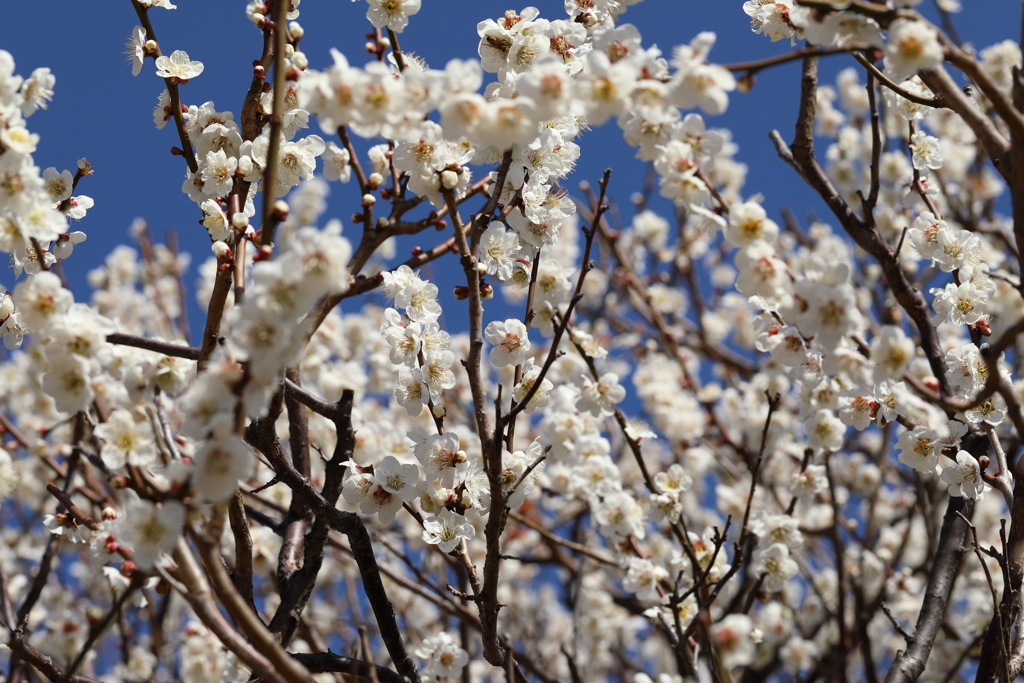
[212,241,232,260]
[0,296,12,320]
[368,172,384,189]
[352,212,365,223]
[454,450,467,465]
[737,73,755,93]
[144,40,158,54]
[87,606,105,626]
[237,155,254,177]
[272,199,289,221]
[432,404,446,418]
[379,37,391,50]
[231,212,249,229]
[101,507,117,521]
[365,41,378,54]
[441,169,459,190]
[476,262,488,276]
[291,51,308,70]
[362,193,376,206]
[978,455,991,471]
[111,475,129,489]
[120,561,137,578]
[283,44,295,59]
[453,285,469,300]
[288,21,304,39]
[480,282,494,300]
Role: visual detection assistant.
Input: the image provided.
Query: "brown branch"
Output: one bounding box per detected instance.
[918,66,1011,179]
[852,52,940,107]
[168,537,298,683]
[245,407,421,683]
[723,45,873,74]
[105,333,199,360]
[784,53,951,395]
[228,491,258,614]
[258,0,290,250]
[289,652,410,683]
[883,497,973,683]
[130,0,198,173]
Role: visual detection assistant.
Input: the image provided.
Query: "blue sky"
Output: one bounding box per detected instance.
[0,1,1015,335]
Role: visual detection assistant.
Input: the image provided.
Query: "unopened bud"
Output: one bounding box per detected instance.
[453,285,469,300]
[362,193,376,206]
[288,21,304,39]
[111,475,129,489]
[352,212,365,223]
[975,320,992,336]
[272,200,289,221]
[411,246,423,256]
[365,41,378,54]
[368,172,384,189]
[87,606,105,626]
[978,455,991,470]
[144,39,158,54]
[102,507,117,521]
[237,155,254,177]
[476,262,488,276]
[212,241,232,260]
[454,450,467,465]
[283,44,295,59]
[581,12,598,27]
[254,13,268,29]
[441,169,459,190]
[120,561,137,578]
[231,212,249,229]
[379,37,391,50]
[377,217,389,230]
[291,51,308,70]
[480,282,494,300]
[432,404,446,418]
[737,73,755,93]
[0,297,12,320]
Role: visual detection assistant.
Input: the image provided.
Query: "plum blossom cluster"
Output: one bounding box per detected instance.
[3,2,1024,683]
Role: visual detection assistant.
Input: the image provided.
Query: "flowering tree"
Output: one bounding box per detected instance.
[2,0,1024,681]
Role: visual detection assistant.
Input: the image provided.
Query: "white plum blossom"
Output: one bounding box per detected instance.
[414,631,469,679]
[752,543,799,592]
[896,426,941,475]
[421,509,476,553]
[940,451,988,499]
[119,500,186,570]
[485,318,531,367]
[712,614,756,669]
[154,50,204,81]
[885,19,944,81]
[366,0,421,33]
[577,372,627,417]
[94,409,157,469]
[909,130,943,171]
